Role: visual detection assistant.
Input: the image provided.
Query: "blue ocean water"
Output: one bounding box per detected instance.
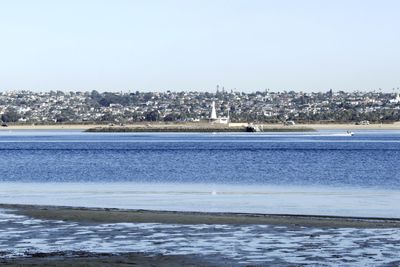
[0,130,399,190]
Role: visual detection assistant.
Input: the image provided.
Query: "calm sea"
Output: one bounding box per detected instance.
[0,130,399,187]
[0,130,399,217]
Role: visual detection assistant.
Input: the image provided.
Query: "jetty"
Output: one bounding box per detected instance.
[85,123,316,133]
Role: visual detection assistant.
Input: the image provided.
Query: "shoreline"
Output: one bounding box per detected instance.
[0,122,400,131]
[2,203,400,228]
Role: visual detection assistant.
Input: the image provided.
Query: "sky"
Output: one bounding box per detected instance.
[0,0,399,92]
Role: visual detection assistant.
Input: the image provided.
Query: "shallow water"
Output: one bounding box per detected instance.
[0,130,399,217]
[1,182,400,218]
[0,209,399,266]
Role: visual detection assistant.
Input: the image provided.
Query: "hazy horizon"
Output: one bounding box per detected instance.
[1,87,400,94]
[0,87,400,94]
[1,0,399,92]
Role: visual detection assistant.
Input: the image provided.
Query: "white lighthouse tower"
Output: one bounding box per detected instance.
[210,101,217,120]
[209,101,229,124]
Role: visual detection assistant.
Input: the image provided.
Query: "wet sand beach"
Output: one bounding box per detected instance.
[2,204,400,266]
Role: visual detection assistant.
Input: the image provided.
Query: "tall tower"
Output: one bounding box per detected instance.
[210,101,217,120]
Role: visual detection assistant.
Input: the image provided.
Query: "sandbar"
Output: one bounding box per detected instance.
[1,203,400,228]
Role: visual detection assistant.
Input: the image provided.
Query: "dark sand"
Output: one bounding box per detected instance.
[2,203,400,228]
[0,252,230,267]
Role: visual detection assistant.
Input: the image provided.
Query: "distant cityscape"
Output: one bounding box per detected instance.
[1,89,400,124]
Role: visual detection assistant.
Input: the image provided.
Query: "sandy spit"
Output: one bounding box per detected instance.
[2,203,400,228]
[1,122,400,131]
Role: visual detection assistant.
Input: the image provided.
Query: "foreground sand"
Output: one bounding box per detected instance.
[0,252,224,267]
[2,204,400,266]
[2,203,400,228]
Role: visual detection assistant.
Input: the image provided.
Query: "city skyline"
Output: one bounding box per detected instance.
[1,0,399,92]
[1,86,400,94]
[1,89,400,124]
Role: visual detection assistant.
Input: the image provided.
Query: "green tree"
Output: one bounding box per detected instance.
[1,108,20,123]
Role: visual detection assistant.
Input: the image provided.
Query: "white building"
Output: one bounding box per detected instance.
[389,94,400,104]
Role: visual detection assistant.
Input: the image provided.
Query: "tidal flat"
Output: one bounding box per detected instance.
[1,204,400,266]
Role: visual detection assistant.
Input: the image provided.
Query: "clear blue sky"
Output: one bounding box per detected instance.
[0,0,399,92]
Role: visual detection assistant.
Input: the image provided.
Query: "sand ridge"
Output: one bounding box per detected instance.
[2,204,400,228]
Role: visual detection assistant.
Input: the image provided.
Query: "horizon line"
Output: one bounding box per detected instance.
[1,88,400,94]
